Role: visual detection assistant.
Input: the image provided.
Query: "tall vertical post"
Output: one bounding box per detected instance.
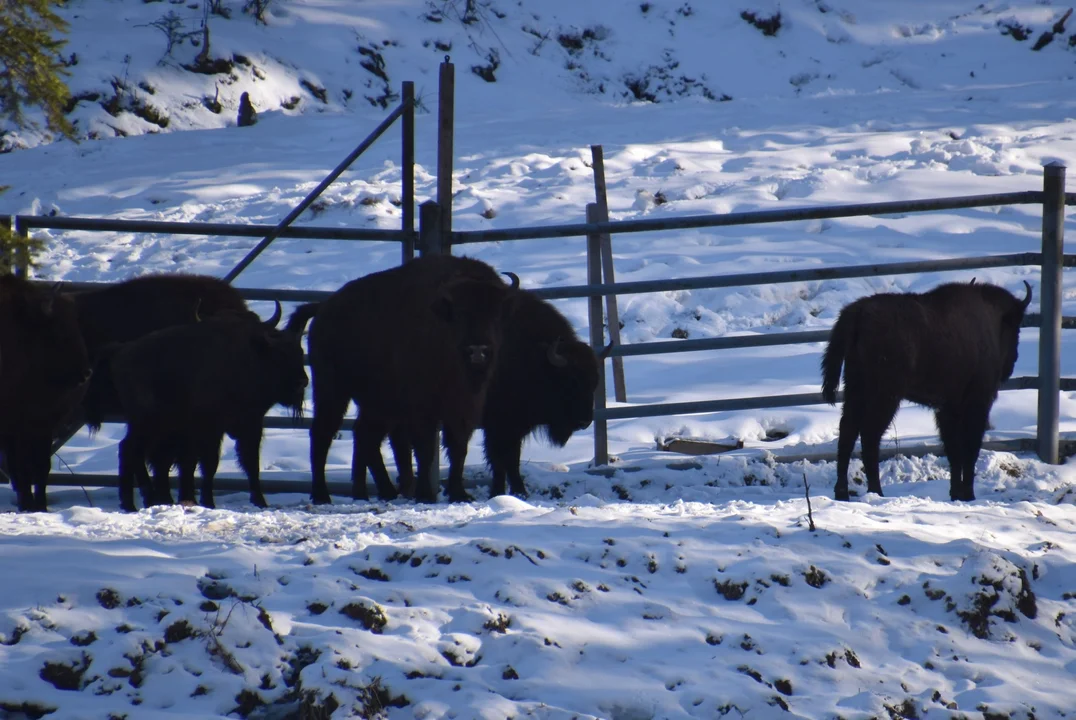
[586,203,609,466]
[1037,162,1066,464]
[401,81,416,264]
[590,145,627,402]
[437,56,455,253]
[12,216,30,278]
[417,200,443,494]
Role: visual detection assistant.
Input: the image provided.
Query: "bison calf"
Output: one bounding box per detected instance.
[86,313,307,511]
[821,280,1031,502]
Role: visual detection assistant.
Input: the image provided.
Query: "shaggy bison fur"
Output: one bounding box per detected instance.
[821,280,1032,502]
[0,276,92,511]
[85,312,307,512]
[360,288,607,500]
[288,254,513,505]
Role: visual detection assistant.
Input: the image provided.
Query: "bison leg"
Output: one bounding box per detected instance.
[147,441,179,506]
[23,434,54,512]
[388,430,416,499]
[442,425,474,504]
[958,399,992,502]
[859,393,901,498]
[352,415,398,502]
[348,427,370,501]
[197,433,223,510]
[4,439,34,512]
[483,427,527,498]
[309,386,349,506]
[834,400,863,502]
[935,406,965,502]
[232,423,268,508]
[117,431,150,513]
[411,423,441,505]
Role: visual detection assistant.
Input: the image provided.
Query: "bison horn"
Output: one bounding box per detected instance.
[1021,280,1033,310]
[502,271,520,289]
[193,297,203,322]
[599,341,614,360]
[547,337,569,367]
[969,277,976,285]
[263,300,283,329]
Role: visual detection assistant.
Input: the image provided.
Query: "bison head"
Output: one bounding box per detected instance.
[432,278,509,388]
[542,337,603,446]
[998,280,1033,383]
[18,282,93,392]
[252,326,309,418]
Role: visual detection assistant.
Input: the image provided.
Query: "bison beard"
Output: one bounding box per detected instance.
[85,313,307,512]
[292,254,512,506]
[355,288,606,500]
[821,280,1031,502]
[0,276,92,511]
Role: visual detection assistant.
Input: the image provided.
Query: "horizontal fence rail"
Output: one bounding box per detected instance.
[16,216,412,243]
[452,191,1046,244]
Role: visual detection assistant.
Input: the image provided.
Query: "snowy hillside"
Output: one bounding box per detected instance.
[2,0,1076,717]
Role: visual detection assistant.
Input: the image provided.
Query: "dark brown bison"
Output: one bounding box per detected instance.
[84,313,307,512]
[821,280,1032,503]
[287,254,513,506]
[70,273,280,506]
[358,289,607,500]
[0,276,92,511]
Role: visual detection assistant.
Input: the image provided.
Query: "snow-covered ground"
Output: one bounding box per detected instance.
[2,0,1076,716]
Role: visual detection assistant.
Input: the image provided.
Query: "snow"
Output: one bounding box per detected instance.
[2,0,1076,716]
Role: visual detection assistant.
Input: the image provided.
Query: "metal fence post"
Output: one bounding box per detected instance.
[437,56,455,252]
[419,200,444,256]
[1037,162,1066,464]
[401,80,416,264]
[586,203,610,466]
[417,199,444,493]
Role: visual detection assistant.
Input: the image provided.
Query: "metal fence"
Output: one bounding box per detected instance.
[11,164,1073,496]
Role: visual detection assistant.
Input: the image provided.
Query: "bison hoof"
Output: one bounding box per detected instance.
[447,490,473,503]
[250,494,268,509]
[415,493,439,505]
[311,493,333,505]
[833,490,851,502]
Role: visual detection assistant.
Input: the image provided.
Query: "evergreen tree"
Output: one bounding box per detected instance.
[0,187,46,275]
[0,0,76,140]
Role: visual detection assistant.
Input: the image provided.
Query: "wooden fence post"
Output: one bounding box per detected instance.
[1037,162,1065,464]
[590,145,627,402]
[586,202,610,466]
[437,56,455,252]
[401,80,416,264]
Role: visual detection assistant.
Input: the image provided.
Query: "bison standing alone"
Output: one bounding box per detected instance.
[821,280,1032,502]
[0,276,92,511]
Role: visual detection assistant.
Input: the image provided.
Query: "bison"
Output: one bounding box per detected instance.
[70,273,280,506]
[357,288,608,500]
[84,311,307,512]
[821,279,1032,503]
[287,254,513,506]
[0,276,92,511]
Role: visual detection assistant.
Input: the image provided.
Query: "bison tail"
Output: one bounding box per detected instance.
[821,306,857,406]
[285,302,321,336]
